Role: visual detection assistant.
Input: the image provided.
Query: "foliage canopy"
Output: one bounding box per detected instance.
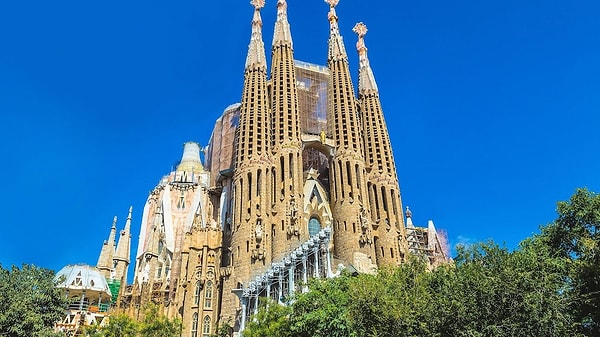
[244,188,600,337]
[85,304,182,337]
[0,264,66,337]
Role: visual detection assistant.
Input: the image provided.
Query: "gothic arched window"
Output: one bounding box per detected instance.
[204,281,213,308]
[308,217,321,237]
[191,313,198,337]
[202,315,211,336]
[194,281,201,305]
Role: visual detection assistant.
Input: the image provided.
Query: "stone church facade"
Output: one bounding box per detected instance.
[95,1,449,335]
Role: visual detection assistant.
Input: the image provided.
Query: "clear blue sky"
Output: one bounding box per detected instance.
[1,0,599,274]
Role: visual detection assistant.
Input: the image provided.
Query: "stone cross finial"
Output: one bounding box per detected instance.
[353,22,368,56]
[251,0,265,9]
[326,0,339,25]
[277,0,287,11]
[250,0,264,38]
[276,0,287,21]
[353,22,367,38]
[325,0,339,8]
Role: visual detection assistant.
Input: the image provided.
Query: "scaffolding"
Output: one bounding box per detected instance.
[206,103,240,188]
[406,227,432,254]
[405,217,450,267]
[296,60,329,136]
[236,227,334,331]
[106,279,121,305]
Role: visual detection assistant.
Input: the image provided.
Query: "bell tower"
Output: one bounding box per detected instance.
[325,0,375,272]
[269,0,305,261]
[354,22,408,265]
[222,0,272,322]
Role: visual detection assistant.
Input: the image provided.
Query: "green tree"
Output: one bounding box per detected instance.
[0,264,66,337]
[441,241,578,337]
[289,273,356,337]
[210,318,233,337]
[239,190,600,336]
[139,304,182,337]
[243,299,291,337]
[241,244,580,337]
[86,305,181,337]
[347,259,433,337]
[538,188,600,335]
[85,314,138,337]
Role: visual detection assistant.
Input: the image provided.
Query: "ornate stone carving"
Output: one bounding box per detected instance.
[359,233,372,245]
[352,22,367,38]
[358,204,373,245]
[359,204,369,230]
[193,267,203,281]
[251,0,265,9]
[220,267,232,277]
[149,184,165,202]
[252,218,266,261]
[251,247,266,261]
[325,0,339,7]
[286,196,300,236]
[255,218,263,242]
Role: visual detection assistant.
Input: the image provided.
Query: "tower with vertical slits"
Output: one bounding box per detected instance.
[269,0,306,262]
[354,22,409,265]
[222,0,273,320]
[325,0,376,271]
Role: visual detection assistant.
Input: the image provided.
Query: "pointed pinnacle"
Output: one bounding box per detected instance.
[353,22,369,65]
[251,0,265,9]
[277,0,287,13]
[325,0,339,8]
[325,0,340,27]
[273,0,293,46]
[353,22,368,38]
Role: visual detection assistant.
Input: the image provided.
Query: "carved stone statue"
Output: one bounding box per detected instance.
[359,204,368,230]
[255,218,263,242]
[286,196,300,236]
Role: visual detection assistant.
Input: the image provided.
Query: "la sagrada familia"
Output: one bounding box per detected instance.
[93,0,449,336]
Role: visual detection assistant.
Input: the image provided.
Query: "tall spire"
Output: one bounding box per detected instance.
[270,0,304,261]
[325,0,373,271]
[113,206,132,283]
[228,0,272,302]
[355,23,407,264]
[355,21,398,178]
[353,22,378,93]
[236,0,271,165]
[273,0,292,47]
[109,216,117,244]
[146,205,162,262]
[96,216,118,278]
[326,0,348,61]
[124,206,132,233]
[245,0,267,69]
[115,206,132,262]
